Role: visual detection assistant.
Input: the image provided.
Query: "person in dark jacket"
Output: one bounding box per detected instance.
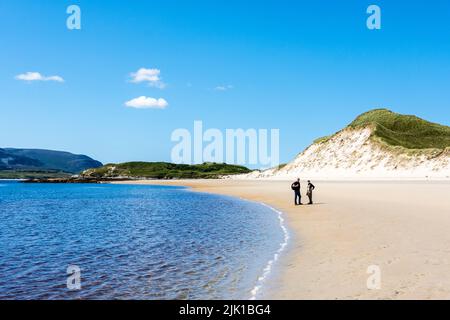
[306,180,316,205]
[291,178,302,205]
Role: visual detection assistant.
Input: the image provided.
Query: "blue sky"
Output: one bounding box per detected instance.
[1,0,449,165]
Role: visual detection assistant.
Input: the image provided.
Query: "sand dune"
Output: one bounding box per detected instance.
[233,127,450,180]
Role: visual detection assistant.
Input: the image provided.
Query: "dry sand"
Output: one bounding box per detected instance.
[114,179,450,300]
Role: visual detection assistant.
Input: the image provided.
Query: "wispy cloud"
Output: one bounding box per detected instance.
[15,72,64,83]
[129,68,166,89]
[214,84,233,91]
[125,96,168,109]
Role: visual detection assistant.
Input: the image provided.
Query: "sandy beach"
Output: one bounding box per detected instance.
[115,179,450,300]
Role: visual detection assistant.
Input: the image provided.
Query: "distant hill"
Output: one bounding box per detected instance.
[81,162,251,179]
[237,109,450,180]
[0,148,43,169]
[0,148,103,177]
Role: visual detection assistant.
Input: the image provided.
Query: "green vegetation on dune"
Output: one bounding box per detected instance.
[277,163,287,170]
[82,162,252,179]
[348,109,450,150]
[313,135,332,144]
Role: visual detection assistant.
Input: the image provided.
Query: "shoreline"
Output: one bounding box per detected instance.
[112,179,305,300]
[174,185,291,300]
[246,201,290,300]
[115,179,450,299]
[115,180,292,299]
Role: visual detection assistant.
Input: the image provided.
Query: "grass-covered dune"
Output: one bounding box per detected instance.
[348,109,450,150]
[81,162,252,179]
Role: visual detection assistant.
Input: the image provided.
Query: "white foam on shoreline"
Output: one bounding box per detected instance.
[249,203,290,300]
[155,185,291,300]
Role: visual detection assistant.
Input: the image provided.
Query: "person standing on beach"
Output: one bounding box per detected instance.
[307,180,316,205]
[291,178,302,205]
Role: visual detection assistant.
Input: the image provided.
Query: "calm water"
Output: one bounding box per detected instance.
[0,181,286,300]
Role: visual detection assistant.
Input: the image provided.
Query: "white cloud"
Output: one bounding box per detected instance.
[214,84,233,91]
[129,68,166,89]
[15,72,64,83]
[125,96,168,109]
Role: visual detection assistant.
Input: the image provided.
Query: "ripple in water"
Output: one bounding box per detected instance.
[0,182,286,299]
